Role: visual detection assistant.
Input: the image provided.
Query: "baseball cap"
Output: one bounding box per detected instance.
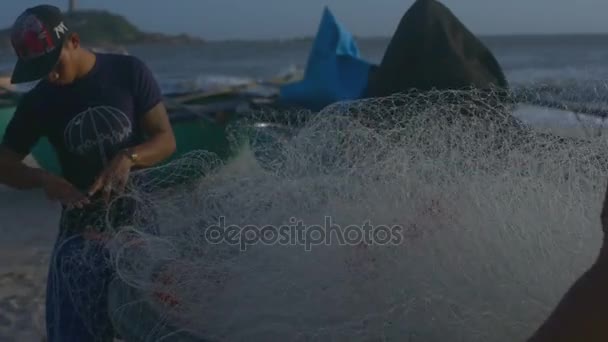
[10,5,70,84]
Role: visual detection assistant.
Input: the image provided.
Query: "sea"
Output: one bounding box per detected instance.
[2,35,608,94]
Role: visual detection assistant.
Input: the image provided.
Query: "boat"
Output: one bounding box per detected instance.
[89,46,130,55]
[277,6,374,111]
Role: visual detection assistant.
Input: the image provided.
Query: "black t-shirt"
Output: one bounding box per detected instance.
[2,53,162,191]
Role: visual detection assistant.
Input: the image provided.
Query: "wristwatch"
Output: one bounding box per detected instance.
[122,148,139,164]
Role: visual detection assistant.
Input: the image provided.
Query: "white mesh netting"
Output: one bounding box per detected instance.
[56,84,608,341]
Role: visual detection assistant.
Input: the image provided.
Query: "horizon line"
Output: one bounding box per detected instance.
[199,31,608,43]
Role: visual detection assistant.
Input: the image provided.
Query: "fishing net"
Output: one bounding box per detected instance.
[56,84,608,341]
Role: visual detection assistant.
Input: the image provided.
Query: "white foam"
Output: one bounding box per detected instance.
[514,104,608,138]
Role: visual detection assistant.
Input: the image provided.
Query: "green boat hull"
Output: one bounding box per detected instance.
[0,106,236,176]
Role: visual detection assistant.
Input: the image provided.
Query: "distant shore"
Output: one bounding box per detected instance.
[204,32,608,43]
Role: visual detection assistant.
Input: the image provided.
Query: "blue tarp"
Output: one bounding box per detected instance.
[279,7,373,111]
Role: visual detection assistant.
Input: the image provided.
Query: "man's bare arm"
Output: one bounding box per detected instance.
[0,145,48,189]
[0,145,90,207]
[128,102,176,168]
[87,102,176,198]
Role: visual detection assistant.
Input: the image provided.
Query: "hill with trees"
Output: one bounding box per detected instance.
[0,9,204,48]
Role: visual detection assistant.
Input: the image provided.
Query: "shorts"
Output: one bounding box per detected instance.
[45,230,115,341]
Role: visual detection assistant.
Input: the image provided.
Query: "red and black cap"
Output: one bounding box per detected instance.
[10,5,70,84]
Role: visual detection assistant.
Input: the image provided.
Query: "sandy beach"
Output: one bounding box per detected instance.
[0,157,59,341]
[0,187,59,341]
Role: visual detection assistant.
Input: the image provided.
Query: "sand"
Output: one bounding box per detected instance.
[0,155,56,341]
[0,184,59,342]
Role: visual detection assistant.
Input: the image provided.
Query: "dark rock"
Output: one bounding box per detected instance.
[365,0,508,98]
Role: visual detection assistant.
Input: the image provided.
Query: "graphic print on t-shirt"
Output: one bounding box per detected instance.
[63,105,133,165]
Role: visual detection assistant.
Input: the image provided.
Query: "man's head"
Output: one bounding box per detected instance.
[10,5,84,85]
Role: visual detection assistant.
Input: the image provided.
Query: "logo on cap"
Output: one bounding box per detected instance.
[54,22,68,39]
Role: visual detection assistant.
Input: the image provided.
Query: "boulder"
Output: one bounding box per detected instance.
[366,0,508,98]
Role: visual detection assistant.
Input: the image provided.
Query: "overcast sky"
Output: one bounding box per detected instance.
[1,0,607,40]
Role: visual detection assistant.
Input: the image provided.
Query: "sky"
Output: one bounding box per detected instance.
[1,0,608,40]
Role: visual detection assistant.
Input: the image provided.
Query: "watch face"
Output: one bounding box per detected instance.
[123,149,137,161]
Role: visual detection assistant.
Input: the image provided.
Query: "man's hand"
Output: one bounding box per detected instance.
[0,145,89,208]
[88,151,134,203]
[41,173,90,208]
[86,102,175,204]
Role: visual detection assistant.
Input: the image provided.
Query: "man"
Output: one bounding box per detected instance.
[526,184,608,341]
[0,5,176,341]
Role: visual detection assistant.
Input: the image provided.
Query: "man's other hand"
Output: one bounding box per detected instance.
[41,173,90,208]
[87,151,134,203]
